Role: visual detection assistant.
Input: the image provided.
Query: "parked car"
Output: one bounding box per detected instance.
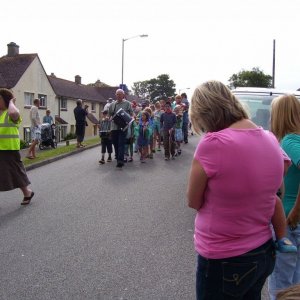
[232,87,300,129]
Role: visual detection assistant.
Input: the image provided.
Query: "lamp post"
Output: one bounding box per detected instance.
[178,87,190,94]
[121,34,148,90]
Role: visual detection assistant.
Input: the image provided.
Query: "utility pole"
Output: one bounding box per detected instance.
[272,39,276,88]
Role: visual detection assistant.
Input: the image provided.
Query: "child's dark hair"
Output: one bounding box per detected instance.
[165,101,171,106]
[142,111,150,121]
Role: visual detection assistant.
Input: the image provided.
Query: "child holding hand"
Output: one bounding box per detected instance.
[137,111,150,163]
[98,110,112,164]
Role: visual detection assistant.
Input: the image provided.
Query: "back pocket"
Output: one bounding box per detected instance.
[222,261,258,297]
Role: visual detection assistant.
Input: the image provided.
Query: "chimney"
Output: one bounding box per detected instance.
[7,42,19,57]
[50,73,56,77]
[95,79,101,87]
[75,75,81,84]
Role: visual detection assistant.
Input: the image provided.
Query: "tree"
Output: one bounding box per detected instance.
[132,74,176,100]
[131,81,148,97]
[229,67,272,88]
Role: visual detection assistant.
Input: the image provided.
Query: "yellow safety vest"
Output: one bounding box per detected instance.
[0,110,20,150]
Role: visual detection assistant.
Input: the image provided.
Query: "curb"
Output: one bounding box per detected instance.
[25,143,100,171]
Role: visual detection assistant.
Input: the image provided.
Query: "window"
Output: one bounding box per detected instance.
[232,88,300,130]
[91,102,96,112]
[60,97,67,110]
[23,127,31,144]
[24,92,34,106]
[38,94,47,108]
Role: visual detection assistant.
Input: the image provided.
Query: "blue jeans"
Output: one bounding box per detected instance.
[111,129,126,164]
[268,225,300,300]
[196,239,276,300]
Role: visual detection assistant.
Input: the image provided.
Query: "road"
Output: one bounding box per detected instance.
[0,135,270,300]
[0,136,197,300]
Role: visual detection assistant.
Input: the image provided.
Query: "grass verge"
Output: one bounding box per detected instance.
[23,138,100,167]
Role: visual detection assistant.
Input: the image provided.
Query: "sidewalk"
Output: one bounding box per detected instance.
[20,137,100,171]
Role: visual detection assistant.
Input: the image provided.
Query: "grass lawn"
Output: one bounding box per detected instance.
[23,137,100,167]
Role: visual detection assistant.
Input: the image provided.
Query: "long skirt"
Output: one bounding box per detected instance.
[0,151,30,191]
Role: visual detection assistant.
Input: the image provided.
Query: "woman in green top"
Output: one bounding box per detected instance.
[269,94,300,299]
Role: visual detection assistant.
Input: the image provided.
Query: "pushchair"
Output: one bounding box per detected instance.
[39,123,57,150]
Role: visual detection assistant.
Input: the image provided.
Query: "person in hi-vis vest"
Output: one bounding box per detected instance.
[0,88,34,205]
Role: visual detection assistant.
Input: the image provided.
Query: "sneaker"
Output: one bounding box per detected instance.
[124,158,128,163]
[172,156,175,160]
[178,150,181,155]
[107,157,112,162]
[134,150,138,153]
[277,237,297,253]
[174,152,178,157]
[116,162,124,168]
[128,157,133,162]
[165,156,170,161]
[99,159,105,164]
[152,149,156,153]
[149,153,153,159]
[157,148,161,152]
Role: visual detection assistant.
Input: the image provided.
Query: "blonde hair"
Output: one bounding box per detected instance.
[270,94,300,141]
[155,101,161,109]
[189,80,249,133]
[276,283,300,300]
[144,107,153,117]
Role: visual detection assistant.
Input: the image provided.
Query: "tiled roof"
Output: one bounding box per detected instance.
[55,115,68,124]
[0,54,37,88]
[48,76,106,103]
[95,86,119,100]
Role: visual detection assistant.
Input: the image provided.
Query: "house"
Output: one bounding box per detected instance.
[48,74,106,141]
[0,42,109,142]
[0,42,56,141]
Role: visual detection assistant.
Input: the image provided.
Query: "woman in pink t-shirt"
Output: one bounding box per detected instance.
[187,81,291,300]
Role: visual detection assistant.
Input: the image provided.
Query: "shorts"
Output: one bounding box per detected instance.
[153,121,160,134]
[31,126,41,142]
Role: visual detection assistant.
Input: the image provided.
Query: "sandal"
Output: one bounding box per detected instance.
[26,156,34,159]
[21,191,35,205]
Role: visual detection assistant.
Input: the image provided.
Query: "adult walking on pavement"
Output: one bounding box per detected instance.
[0,88,34,205]
[26,98,41,159]
[108,89,133,169]
[74,99,88,148]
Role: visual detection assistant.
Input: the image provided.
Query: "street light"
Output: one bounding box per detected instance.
[121,34,148,89]
[178,87,190,94]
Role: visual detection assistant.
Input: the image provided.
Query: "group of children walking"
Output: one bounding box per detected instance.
[98,97,189,164]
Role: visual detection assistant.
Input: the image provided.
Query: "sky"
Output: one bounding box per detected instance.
[2,0,300,99]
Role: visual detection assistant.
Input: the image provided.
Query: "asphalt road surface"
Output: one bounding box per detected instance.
[0,135,270,300]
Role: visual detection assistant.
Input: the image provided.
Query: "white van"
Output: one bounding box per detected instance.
[232,87,300,129]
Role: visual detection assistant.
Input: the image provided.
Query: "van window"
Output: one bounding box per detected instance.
[235,94,275,129]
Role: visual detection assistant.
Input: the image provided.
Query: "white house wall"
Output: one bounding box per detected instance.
[12,56,56,140]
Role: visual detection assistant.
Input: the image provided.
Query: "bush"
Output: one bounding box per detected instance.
[20,140,28,149]
[64,133,77,141]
